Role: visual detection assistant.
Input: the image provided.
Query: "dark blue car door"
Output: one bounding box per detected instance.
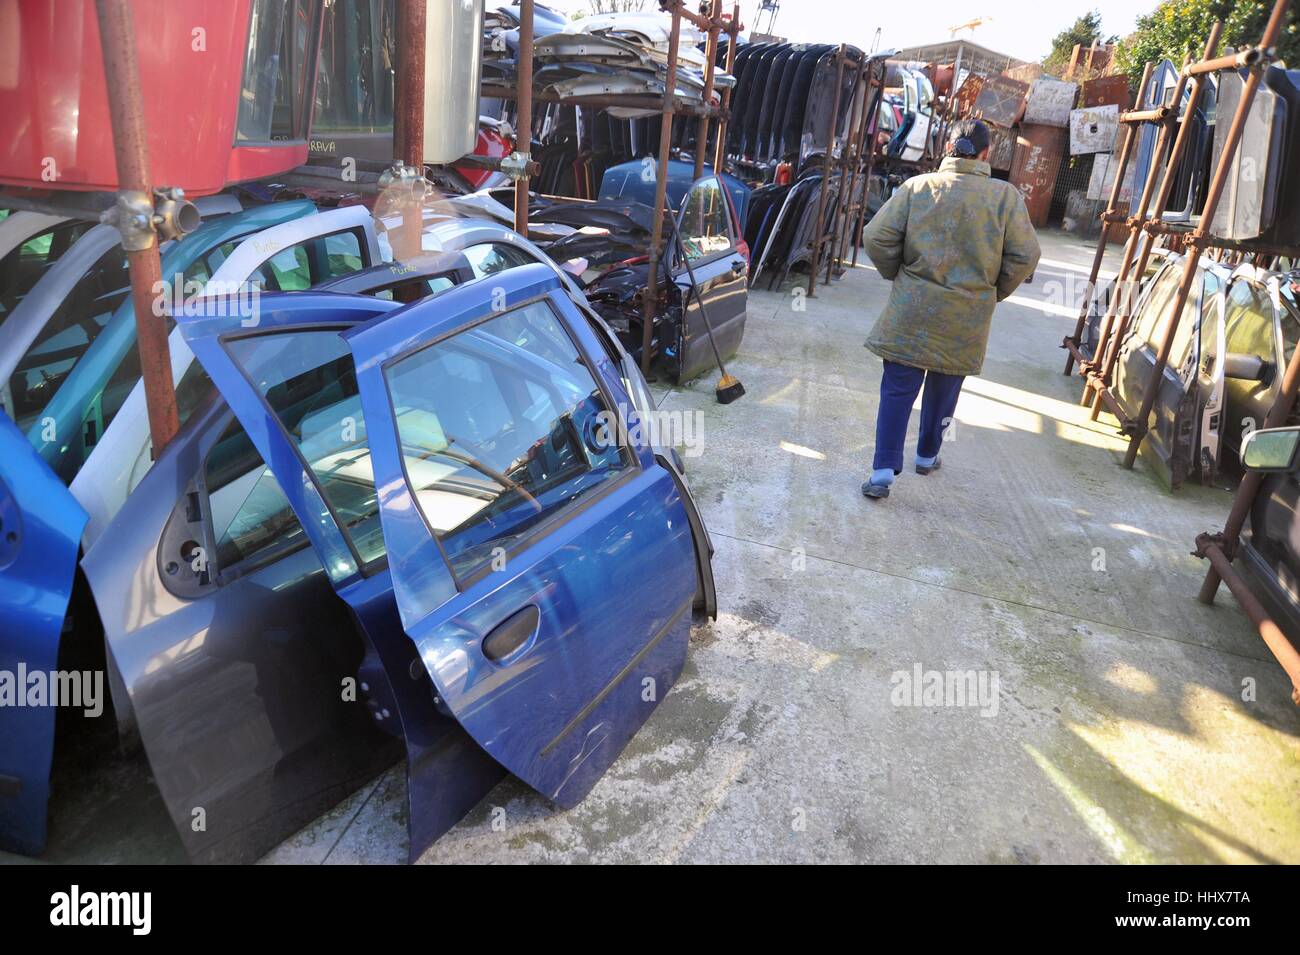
[179,265,697,814]
[0,411,88,855]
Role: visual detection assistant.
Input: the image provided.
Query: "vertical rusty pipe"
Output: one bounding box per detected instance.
[807,46,846,297]
[827,56,867,283]
[1080,62,1169,405]
[1123,0,1289,469]
[396,0,426,261]
[836,61,872,271]
[1091,29,1222,408]
[712,4,740,174]
[514,0,534,235]
[1089,51,1199,411]
[95,0,178,455]
[641,3,682,376]
[694,0,722,180]
[849,64,880,270]
[1062,112,1139,375]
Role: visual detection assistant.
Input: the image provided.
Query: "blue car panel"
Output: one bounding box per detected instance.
[178,265,698,824]
[343,265,697,805]
[0,411,88,855]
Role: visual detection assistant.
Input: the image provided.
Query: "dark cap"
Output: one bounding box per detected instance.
[947,118,991,158]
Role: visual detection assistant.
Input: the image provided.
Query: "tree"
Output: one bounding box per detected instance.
[1115,0,1300,83]
[1043,10,1111,74]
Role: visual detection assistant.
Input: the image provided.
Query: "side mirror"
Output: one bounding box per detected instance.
[1223,352,1273,383]
[1241,426,1300,472]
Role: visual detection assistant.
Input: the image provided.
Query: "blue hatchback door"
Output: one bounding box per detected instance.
[180,264,698,810]
[0,412,88,854]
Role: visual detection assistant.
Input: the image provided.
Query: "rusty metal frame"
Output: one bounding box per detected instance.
[491,1,736,376]
[807,45,851,296]
[848,62,884,271]
[827,56,873,283]
[1118,0,1289,469]
[94,0,180,456]
[513,0,534,234]
[1068,62,1183,405]
[693,0,723,180]
[1083,37,1222,421]
[1060,63,1148,376]
[711,4,741,174]
[1193,324,1300,704]
[639,4,684,375]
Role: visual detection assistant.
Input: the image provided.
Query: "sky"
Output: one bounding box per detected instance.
[539,0,1152,63]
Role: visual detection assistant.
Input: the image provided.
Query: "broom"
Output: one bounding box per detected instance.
[668,217,746,404]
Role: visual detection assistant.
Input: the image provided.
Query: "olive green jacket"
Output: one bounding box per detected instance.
[862,157,1041,377]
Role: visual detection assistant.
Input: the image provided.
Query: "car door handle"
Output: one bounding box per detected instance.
[482,605,540,661]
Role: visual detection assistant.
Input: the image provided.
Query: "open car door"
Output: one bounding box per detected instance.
[178,265,699,854]
[675,174,748,382]
[0,411,87,855]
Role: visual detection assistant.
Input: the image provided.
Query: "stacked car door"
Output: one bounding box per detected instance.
[175,264,700,857]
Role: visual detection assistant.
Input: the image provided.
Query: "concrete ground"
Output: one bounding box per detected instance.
[261,228,1299,864]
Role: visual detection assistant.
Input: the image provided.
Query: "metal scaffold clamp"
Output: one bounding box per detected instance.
[501,150,532,181]
[100,186,197,250]
[380,162,432,201]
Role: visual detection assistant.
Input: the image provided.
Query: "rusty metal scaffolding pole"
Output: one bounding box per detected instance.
[95,0,178,455]
[1074,64,1176,407]
[514,0,534,234]
[711,4,741,174]
[693,0,723,180]
[1088,29,1224,419]
[395,0,426,261]
[1059,65,1145,376]
[1121,0,1290,470]
[826,57,868,285]
[640,3,683,376]
[834,60,873,274]
[1084,62,1192,414]
[849,65,881,271]
[1199,539,1300,703]
[807,46,848,297]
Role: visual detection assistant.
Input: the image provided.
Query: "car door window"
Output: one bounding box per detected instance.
[1171,270,1219,371]
[373,273,457,301]
[4,244,131,434]
[0,220,95,318]
[250,230,366,291]
[1134,264,1199,351]
[463,242,537,279]
[181,240,241,288]
[1223,279,1278,364]
[204,415,308,573]
[384,299,629,580]
[223,328,385,568]
[679,177,733,262]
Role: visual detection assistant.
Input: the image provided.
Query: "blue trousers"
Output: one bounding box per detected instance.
[872,360,966,473]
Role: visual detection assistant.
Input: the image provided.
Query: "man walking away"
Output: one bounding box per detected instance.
[859,119,1040,500]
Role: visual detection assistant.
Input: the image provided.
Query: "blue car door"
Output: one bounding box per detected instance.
[178,264,697,816]
[0,411,88,855]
